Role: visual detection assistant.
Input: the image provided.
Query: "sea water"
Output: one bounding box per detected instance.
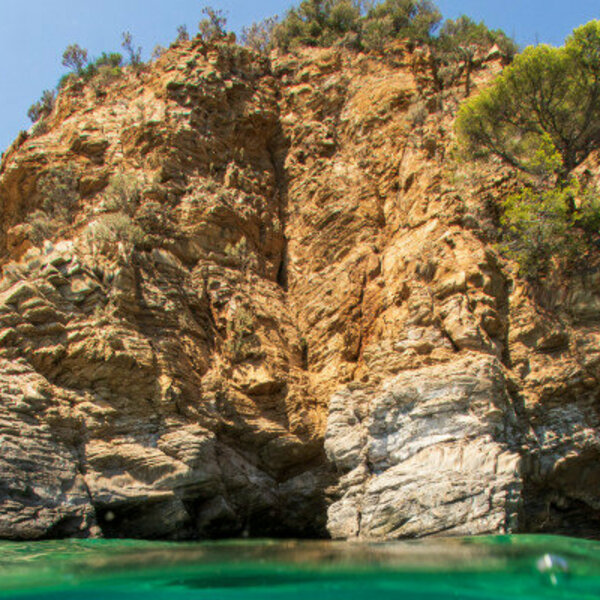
[0,535,598,599]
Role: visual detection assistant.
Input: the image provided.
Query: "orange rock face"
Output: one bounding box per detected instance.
[0,39,599,540]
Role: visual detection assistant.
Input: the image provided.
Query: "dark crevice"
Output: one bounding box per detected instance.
[266,90,290,291]
[276,247,288,289]
[40,515,91,540]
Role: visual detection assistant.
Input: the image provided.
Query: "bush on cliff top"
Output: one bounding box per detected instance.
[241,0,513,62]
[240,17,280,53]
[266,0,442,51]
[362,0,441,50]
[198,7,228,42]
[433,16,518,95]
[272,0,362,50]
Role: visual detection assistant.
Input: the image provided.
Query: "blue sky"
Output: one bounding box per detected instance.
[0,1,598,153]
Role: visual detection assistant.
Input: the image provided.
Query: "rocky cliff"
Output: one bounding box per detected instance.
[1,37,599,540]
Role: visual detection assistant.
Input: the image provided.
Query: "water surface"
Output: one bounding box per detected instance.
[0,535,598,599]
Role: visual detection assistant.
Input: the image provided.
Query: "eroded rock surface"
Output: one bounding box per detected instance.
[0,38,600,540]
[325,357,522,538]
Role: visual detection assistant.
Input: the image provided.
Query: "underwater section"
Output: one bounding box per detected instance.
[0,536,599,599]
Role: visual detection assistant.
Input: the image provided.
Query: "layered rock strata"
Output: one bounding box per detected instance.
[325,357,522,538]
[0,38,599,539]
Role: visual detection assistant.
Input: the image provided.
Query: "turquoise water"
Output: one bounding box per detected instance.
[0,536,598,599]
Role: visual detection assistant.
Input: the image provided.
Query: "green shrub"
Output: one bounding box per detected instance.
[240,16,279,53]
[151,45,166,61]
[26,166,79,245]
[270,0,454,53]
[175,24,190,43]
[273,0,362,50]
[57,73,77,90]
[433,16,517,95]
[198,7,228,42]
[62,44,89,74]
[437,15,517,59]
[501,185,572,278]
[225,305,259,362]
[362,0,440,50]
[121,32,143,67]
[81,52,123,82]
[102,172,143,215]
[27,90,56,123]
[56,51,123,90]
[37,166,79,216]
[499,179,600,278]
[455,21,600,281]
[89,212,146,246]
[224,237,251,269]
[27,211,57,245]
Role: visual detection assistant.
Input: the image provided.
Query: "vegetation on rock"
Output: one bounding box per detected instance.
[27,90,56,123]
[62,43,89,75]
[265,0,442,51]
[457,20,600,278]
[433,16,517,95]
[121,32,143,68]
[500,180,600,278]
[27,166,79,244]
[176,24,190,43]
[240,0,515,70]
[4,5,600,543]
[240,16,280,53]
[198,7,228,42]
[457,21,600,181]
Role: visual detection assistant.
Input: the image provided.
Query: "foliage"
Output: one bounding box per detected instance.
[37,166,79,216]
[57,73,76,90]
[225,305,259,362]
[240,16,280,53]
[121,32,142,67]
[437,15,517,60]
[406,98,427,127]
[224,237,250,269]
[500,185,572,278]
[499,178,600,279]
[27,210,56,245]
[102,172,143,215]
[271,0,443,51]
[28,1,516,127]
[198,7,228,42]
[176,25,190,43]
[27,166,79,245]
[273,0,362,50]
[151,45,166,61]
[86,173,148,251]
[433,16,517,95]
[27,90,56,123]
[62,44,89,74]
[456,20,600,182]
[80,53,123,82]
[362,0,441,51]
[56,52,123,90]
[88,212,146,246]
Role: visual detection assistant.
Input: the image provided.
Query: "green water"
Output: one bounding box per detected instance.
[0,536,598,599]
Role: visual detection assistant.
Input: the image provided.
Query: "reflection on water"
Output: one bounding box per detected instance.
[0,536,598,599]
